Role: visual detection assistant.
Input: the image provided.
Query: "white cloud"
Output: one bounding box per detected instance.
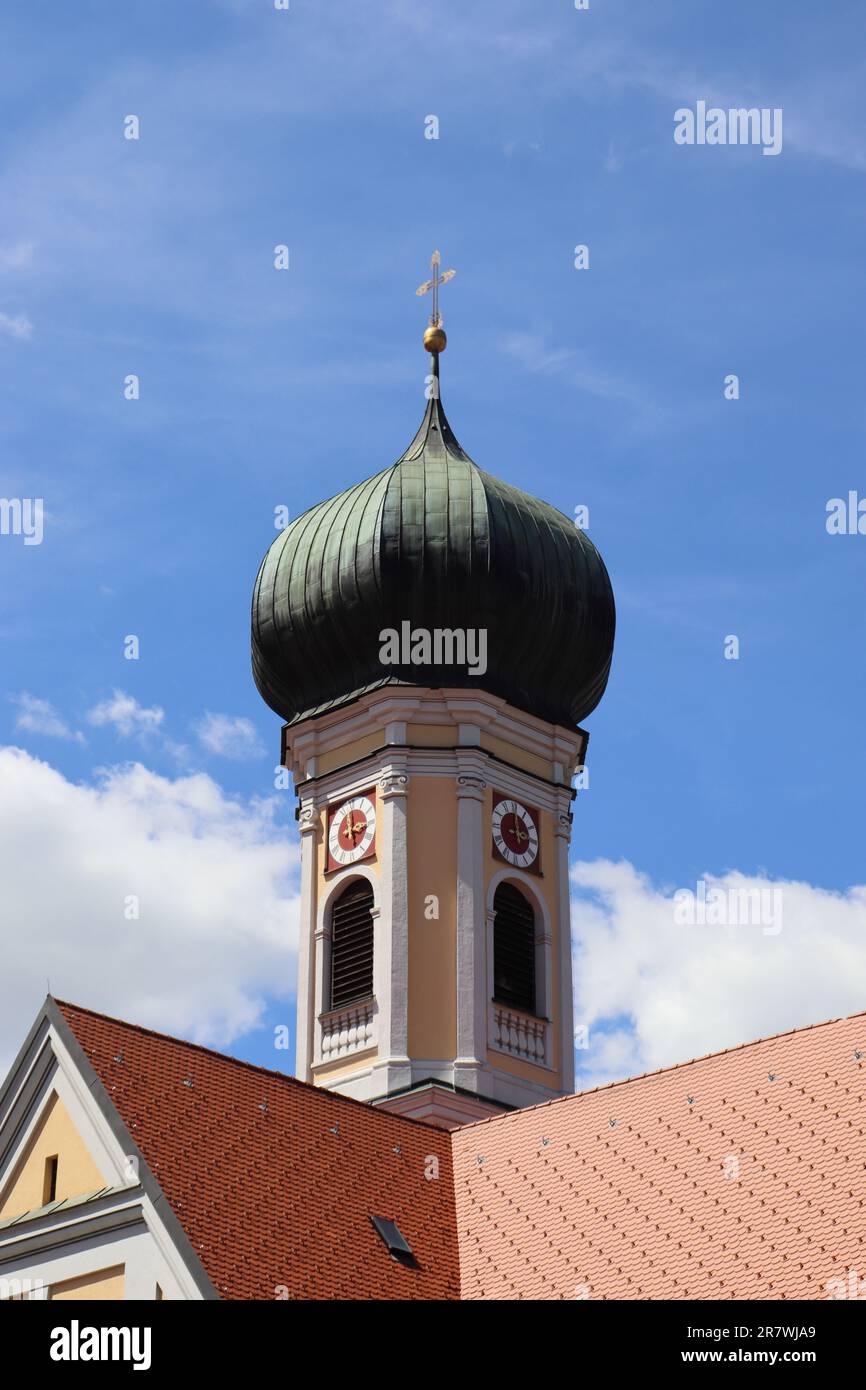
[195,712,265,761]
[571,859,866,1089]
[87,689,164,739]
[10,693,83,743]
[0,747,299,1072]
[0,311,32,340]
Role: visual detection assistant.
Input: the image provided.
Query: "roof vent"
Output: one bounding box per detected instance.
[370,1215,416,1267]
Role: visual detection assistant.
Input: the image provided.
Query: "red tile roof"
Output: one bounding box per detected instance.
[55,1001,460,1301]
[53,1000,866,1300]
[452,1012,866,1300]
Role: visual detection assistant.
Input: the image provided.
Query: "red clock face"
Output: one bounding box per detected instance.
[500,812,529,855]
[327,791,377,871]
[491,793,540,872]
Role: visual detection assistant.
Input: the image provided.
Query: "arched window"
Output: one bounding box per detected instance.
[330,880,375,1008]
[493,882,536,1014]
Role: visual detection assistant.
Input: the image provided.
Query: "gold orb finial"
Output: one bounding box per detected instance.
[415,249,456,354]
[423,323,447,353]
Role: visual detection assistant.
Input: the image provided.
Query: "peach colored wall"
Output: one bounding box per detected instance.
[0,1092,106,1221]
[480,734,552,781]
[407,776,457,1061]
[50,1266,125,1301]
[316,731,384,776]
[406,724,455,747]
[314,1050,377,1081]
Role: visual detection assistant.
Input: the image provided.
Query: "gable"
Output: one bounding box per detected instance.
[0,1090,107,1222]
[0,1000,217,1301]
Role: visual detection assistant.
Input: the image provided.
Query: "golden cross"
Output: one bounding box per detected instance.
[415,249,456,327]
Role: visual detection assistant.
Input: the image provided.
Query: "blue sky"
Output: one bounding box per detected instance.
[2,0,865,1082]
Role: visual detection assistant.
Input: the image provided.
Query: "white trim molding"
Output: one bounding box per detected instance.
[295,795,321,1081]
[454,753,487,1095]
[319,998,376,1063]
[370,757,412,1096]
[491,1002,550,1067]
[554,791,576,1090]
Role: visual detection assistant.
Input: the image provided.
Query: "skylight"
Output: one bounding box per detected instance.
[370,1215,416,1266]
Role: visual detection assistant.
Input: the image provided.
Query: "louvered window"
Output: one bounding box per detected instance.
[493,882,536,1013]
[330,880,375,1008]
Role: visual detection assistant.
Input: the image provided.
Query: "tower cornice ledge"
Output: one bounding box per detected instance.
[281,687,588,790]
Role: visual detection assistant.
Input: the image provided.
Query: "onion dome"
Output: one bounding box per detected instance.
[252,354,615,731]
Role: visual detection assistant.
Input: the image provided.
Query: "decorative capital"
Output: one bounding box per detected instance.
[554,812,573,843]
[379,772,409,799]
[298,804,319,836]
[456,773,486,801]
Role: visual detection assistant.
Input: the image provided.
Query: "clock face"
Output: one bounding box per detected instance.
[327,792,377,870]
[491,795,540,871]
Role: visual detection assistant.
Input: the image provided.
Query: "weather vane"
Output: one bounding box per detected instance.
[416,249,456,353]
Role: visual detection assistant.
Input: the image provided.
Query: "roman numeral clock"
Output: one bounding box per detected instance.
[491,793,540,873]
[327,790,377,870]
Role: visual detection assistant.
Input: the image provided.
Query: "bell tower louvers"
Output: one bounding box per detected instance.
[251,259,615,1127]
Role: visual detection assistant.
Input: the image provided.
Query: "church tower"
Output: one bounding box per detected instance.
[251,258,615,1127]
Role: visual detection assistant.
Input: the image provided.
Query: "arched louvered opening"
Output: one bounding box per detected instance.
[493,881,536,1014]
[330,880,375,1009]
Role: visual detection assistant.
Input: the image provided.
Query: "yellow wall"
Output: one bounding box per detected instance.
[314,1051,377,1081]
[316,731,384,776]
[0,1092,106,1221]
[480,733,553,782]
[50,1266,125,1301]
[406,723,455,747]
[407,776,457,1061]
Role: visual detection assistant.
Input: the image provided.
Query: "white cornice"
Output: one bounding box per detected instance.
[284,687,586,782]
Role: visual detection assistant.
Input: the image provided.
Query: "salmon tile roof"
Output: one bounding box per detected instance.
[55,1001,460,1301]
[452,1012,866,1300]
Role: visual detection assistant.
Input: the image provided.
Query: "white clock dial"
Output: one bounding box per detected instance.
[328,794,376,866]
[491,797,539,869]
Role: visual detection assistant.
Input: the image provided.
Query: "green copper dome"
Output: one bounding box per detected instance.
[252,362,615,730]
